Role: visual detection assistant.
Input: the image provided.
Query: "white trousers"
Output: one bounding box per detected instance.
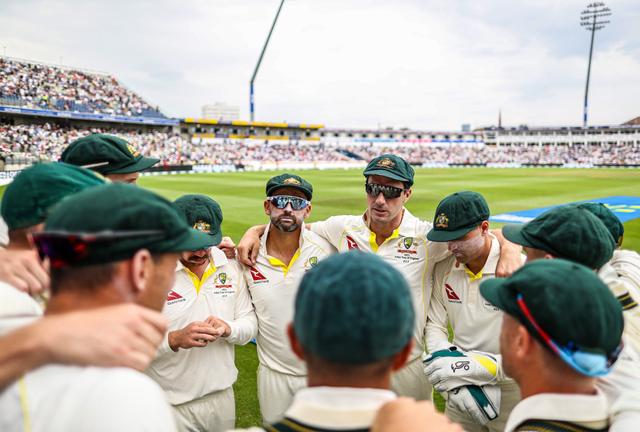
[391,357,433,401]
[173,386,235,432]
[257,364,307,424]
[445,381,521,432]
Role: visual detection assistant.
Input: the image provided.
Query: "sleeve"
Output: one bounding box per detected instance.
[154,330,175,357]
[425,261,452,353]
[226,263,258,345]
[309,216,348,249]
[427,240,451,265]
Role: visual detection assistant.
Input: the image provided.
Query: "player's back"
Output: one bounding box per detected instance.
[0,364,177,432]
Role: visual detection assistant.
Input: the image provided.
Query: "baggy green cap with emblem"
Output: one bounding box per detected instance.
[265,173,313,200]
[38,183,214,266]
[363,154,415,187]
[502,205,615,269]
[173,194,223,246]
[427,191,490,242]
[294,250,415,364]
[480,259,623,371]
[571,202,624,248]
[61,133,160,175]
[1,162,106,230]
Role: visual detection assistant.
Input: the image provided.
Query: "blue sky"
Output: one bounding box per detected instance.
[1,0,638,129]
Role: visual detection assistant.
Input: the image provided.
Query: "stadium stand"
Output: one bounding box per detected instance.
[0,57,165,118]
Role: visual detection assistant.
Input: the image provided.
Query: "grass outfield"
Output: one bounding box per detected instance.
[139,167,640,427]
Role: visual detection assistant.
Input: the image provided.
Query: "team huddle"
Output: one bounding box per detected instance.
[0,133,638,432]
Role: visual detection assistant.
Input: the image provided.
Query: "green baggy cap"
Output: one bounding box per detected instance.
[61,133,159,175]
[363,154,415,187]
[480,259,623,371]
[265,173,313,200]
[173,194,223,246]
[427,191,490,242]
[502,205,615,269]
[294,250,415,364]
[1,162,106,230]
[571,202,624,248]
[39,183,214,266]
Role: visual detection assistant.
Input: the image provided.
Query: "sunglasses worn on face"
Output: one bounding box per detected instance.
[267,195,310,211]
[516,293,621,377]
[32,230,165,269]
[365,183,405,199]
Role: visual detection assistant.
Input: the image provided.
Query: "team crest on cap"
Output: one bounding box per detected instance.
[126,143,141,157]
[435,213,449,229]
[376,158,395,168]
[283,177,301,186]
[193,220,211,232]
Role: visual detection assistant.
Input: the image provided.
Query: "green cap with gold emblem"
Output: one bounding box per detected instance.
[363,154,415,187]
[427,191,490,242]
[61,133,159,175]
[266,173,313,200]
[173,194,223,246]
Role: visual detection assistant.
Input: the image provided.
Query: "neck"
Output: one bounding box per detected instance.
[182,260,210,279]
[518,375,597,399]
[266,225,301,257]
[367,210,403,244]
[46,287,125,315]
[7,238,31,251]
[465,235,492,274]
[307,371,392,390]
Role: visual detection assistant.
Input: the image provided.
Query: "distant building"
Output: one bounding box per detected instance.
[201,103,240,121]
[461,124,471,132]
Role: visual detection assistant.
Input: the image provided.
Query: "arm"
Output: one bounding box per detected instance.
[0,304,167,390]
[491,228,524,277]
[237,225,267,266]
[425,262,451,353]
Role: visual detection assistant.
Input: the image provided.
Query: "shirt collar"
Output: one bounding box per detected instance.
[284,386,396,429]
[452,234,501,278]
[504,390,609,432]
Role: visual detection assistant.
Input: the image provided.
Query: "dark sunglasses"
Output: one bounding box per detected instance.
[365,183,405,199]
[267,195,310,211]
[32,230,165,269]
[516,293,621,377]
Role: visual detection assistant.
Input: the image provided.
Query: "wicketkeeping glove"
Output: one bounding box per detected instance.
[448,384,501,425]
[423,346,500,392]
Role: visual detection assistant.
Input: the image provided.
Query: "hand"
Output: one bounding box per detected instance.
[41,304,167,371]
[217,237,236,260]
[372,398,464,432]
[423,346,499,392]
[0,248,49,296]
[447,385,501,426]
[205,316,231,338]
[492,228,524,277]
[237,225,265,266]
[168,321,220,351]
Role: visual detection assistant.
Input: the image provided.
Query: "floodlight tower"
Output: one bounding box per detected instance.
[580,2,611,128]
[250,0,286,122]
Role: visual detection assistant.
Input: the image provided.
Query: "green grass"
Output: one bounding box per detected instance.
[137,167,640,427]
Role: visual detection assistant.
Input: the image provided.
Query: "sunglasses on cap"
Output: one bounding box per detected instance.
[32,230,165,269]
[267,195,310,211]
[365,183,406,199]
[516,293,622,377]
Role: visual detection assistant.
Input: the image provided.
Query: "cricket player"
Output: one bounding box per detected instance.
[423,191,522,432]
[238,155,522,400]
[146,194,257,431]
[243,173,334,423]
[61,133,159,184]
[0,183,216,432]
[480,259,624,432]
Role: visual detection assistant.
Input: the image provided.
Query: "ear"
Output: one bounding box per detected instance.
[264,199,271,216]
[513,323,533,361]
[403,187,412,203]
[480,220,490,234]
[287,323,306,361]
[129,249,153,296]
[391,339,414,371]
[303,203,312,220]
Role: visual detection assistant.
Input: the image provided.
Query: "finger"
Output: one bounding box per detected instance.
[13,270,43,295]
[21,254,50,290]
[188,339,208,348]
[121,350,154,371]
[192,332,217,342]
[250,245,258,266]
[191,325,219,336]
[134,306,169,333]
[132,319,165,348]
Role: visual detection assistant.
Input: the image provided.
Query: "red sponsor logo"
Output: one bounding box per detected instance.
[346,236,360,250]
[445,284,461,302]
[166,290,183,301]
[249,267,268,282]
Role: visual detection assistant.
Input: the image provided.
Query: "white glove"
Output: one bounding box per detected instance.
[448,385,501,426]
[423,346,499,392]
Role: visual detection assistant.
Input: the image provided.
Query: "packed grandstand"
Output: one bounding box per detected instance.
[1,56,639,170]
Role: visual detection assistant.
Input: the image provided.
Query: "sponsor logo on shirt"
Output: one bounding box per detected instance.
[249,267,268,284]
[166,290,186,304]
[346,236,360,250]
[445,284,462,303]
